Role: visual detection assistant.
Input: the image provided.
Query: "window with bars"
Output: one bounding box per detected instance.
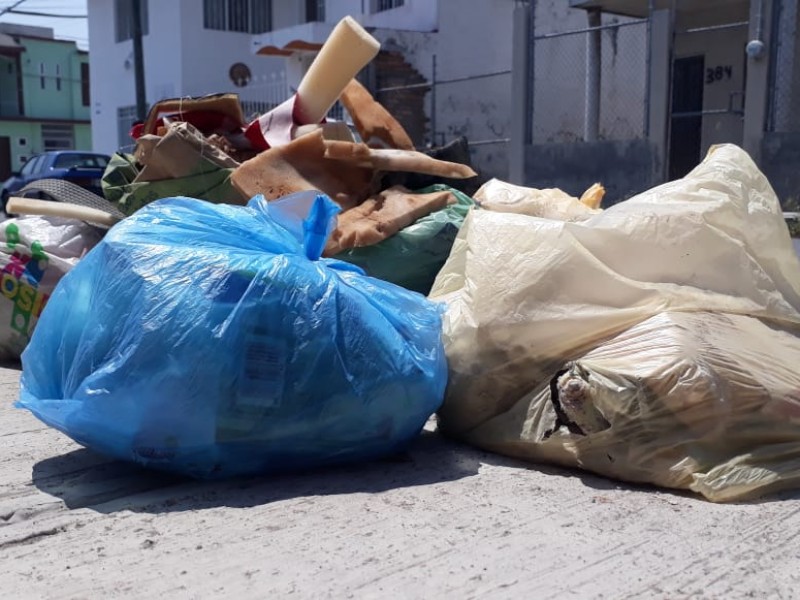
[42,124,74,151]
[115,0,149,43]
[374,0,404,12]
[204,0,272,34]
[117,105,139,149]
[81,63,90,106]
[306,0,325,22]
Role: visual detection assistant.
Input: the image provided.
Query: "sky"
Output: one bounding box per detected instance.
[0,0,88,49]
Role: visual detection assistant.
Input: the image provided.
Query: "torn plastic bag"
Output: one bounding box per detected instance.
[430,144,800,502]
[473,178,602,220]
[0,216,101,359]
[334,185,475,294]
[18,192,447,478]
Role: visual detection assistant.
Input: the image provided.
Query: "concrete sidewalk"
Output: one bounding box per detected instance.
[1,364,799,599]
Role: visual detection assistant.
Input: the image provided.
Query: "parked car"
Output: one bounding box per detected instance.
[1,151,110,212]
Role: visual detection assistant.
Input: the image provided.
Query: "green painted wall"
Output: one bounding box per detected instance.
[0,56,21,118]
[74,123,92,150]
[0,37,90,121]
[18,38,82,120]
[0,121,42,173]
[0,36,94,176]
[0,120,93,175]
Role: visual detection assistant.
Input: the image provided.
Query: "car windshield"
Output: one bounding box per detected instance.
[52,154,109,169]
[20,155,42,175]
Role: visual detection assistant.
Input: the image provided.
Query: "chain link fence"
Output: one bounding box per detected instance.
[372,57,511,149]
[532,19,649,144]
[370,54,511,178]
[769,0,800,132]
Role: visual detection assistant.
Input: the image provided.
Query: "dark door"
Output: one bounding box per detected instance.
[669,55,705,181]
[0,137,10,181]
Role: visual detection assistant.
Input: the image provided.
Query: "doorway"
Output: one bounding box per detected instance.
[0,136,11,181]
[669,55,705,181]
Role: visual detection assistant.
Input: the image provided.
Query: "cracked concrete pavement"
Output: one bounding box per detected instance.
[1,364,799,599]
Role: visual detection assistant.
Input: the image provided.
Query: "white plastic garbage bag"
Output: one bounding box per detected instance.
[0,216,101,358]
[430,144,800,502]
[473,178,603,220]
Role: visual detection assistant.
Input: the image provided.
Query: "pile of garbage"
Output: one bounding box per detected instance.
[9,16,800,501]
[432,144,800,502]
[19,192,448,478]
[100,20,479,295]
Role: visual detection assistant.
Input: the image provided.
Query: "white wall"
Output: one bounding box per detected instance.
[369,0,513,179]
[87,0,165,154]
[326,0,363,23]
[323,0,437,31]
[362,1,437,32]
[272,0,304,31]
[88,0,287,155]
[176,0,285,101]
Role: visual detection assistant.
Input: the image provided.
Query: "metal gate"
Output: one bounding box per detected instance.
[668,19,750,179]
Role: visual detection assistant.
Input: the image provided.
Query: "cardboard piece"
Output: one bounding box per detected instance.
[340,79,415,150]
[139,93,246,138]
[231,129,375,210]
[325,186,455,255]
[134,121,240,183]
[323,141,478,179]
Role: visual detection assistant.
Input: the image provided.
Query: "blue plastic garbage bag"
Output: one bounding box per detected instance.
[17,192,447,478]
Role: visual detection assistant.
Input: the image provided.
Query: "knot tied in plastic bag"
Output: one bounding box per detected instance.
[18,191,447,478]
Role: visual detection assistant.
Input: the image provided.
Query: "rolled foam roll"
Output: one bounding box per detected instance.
[294,16,381,125]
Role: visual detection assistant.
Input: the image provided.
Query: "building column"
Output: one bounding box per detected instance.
[647,9,673,182]
[510,1,533,185]
[743,0,775,163]
[584,9,601,142]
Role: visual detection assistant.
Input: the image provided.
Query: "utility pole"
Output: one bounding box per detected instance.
[510,0,533,185]
[131,0,147,121]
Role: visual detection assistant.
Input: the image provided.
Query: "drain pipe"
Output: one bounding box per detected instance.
[584,9,602,142]
[747,0,767,59]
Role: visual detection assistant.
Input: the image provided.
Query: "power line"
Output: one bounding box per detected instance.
[0,0,26,17]
[5,9,86,18]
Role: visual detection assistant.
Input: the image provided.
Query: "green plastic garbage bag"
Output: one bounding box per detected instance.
[102,152,242,217]
[334,185,475,295]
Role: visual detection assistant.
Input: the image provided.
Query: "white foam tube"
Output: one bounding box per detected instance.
[6,197,121,228]
[294,16,380,125]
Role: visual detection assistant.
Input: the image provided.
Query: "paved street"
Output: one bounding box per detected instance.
[1,364,799,599]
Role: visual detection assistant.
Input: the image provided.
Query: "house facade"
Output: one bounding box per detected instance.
[511,0,800,206]
[87,0,515,179]
[0,23,92,182]
[87,0,800,203]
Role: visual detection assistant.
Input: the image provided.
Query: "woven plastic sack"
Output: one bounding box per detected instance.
[18,192,447,478]
[0,216,101,358]
[334,185,475,294]
[430,144,800,502]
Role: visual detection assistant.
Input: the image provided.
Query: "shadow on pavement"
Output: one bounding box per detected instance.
[32,426,800,513]
[0,358,22,371]
[474,444,800,505]
[31,429,487,515]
